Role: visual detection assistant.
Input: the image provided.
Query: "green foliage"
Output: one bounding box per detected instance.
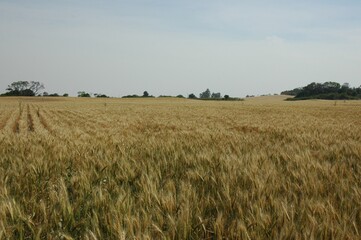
[199,89,211,99]
[211,92,222,99]
[158,95,186,98]
[2,81,44,96]
[188,93,197,99]
[122,94,140,98]
[281,88,302,96]
[95,93,109,98]
[77,91,91,97]
[123,92,154,98]
[199,89,225,100]
[286,82,361,100]
[158,95,173,98]
[143,91,150,97]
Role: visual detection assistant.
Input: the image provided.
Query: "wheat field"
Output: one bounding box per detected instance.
[0,96,360,239]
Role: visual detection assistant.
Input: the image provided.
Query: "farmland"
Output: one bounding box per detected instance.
[0,96,360,239]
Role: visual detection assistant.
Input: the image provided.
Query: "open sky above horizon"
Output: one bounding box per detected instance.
[1,0,361,97]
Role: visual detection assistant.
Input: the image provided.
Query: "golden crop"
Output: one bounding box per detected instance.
[0,96,360,239]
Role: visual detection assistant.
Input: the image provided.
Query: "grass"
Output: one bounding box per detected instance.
[0,96,360,239]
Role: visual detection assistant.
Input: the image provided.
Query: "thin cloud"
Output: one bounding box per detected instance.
[0,1,360,97]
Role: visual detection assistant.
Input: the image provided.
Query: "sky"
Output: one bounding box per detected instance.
[1,0,361,97]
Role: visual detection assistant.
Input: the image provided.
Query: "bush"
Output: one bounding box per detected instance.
[286,82,361,100]
[188,93,197,99]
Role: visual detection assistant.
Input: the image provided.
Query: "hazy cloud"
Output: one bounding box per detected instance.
[0,1,360,97]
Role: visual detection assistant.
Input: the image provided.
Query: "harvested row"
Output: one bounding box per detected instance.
[12,105,22,134]
[37,109,54,134]
[27,104,34,132]
[0,110,13,132]
[58,109,112,130]
[0,110,18,135]
[49,110,77,128]
[50,109,120,141]
[39,109,95,144]
[61,109,89,120]
[8,103,34,135]
[27,105,52,136]
[48,110,94,140]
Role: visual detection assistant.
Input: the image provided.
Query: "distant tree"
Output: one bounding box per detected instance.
[6,81,29,93]
[340,83,351,94]
[3,81,44,96]
[324,82,337,93]
[199,89,211,99]
[188,93,197,99]
[295,82,340,98]
[211,92,221,99]
[176,94,185,98]
[342,82,350,89]
[21,89,35,96]
[224,95,230,100]
[122,94,140,98]
[78,91,91,97]
[43,92,49,97]
[287,81,361,100]
[143,91,149,97]
[95,94,109,98]
[49,93,59,97]
[63,93,69,97]
[28,81,44,95]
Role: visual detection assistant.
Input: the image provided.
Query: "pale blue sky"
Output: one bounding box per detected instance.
[1,0,361,97]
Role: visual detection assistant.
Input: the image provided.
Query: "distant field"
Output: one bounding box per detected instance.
[0,96,360,239]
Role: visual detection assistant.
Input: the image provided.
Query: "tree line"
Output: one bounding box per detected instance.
[4,80,360,101]
[187,89,240,101]
[1,81,44,96]
[282,82,361,100]
[1,82,240,100]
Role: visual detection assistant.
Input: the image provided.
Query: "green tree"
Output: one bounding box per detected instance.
[188,93,197,99]
[211,92,221,99]
[28,81,44,95]
[143,91,149,97]
[3,81,44,96]
[95,93,109,98]
[78,91,91,97]
[288,81,361,100]
[199,89,211,99]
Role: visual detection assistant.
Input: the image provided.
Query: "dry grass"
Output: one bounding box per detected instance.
[0,96,360,239]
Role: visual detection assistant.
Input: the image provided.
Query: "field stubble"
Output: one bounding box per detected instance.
[0,96,360,239]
